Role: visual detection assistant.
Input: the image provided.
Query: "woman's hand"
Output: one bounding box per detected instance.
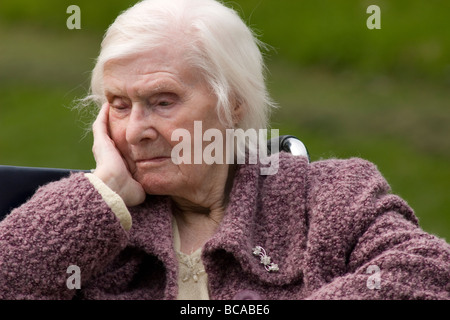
[92,103,146,207]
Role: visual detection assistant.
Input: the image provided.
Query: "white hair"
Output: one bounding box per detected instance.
[83,0,277,131]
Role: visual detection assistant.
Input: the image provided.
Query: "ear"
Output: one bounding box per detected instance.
[231,97,243,127]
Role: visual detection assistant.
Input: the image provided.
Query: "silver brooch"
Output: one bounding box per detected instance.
[252,246,279,272]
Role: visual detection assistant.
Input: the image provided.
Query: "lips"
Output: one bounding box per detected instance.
[134,156,171,165]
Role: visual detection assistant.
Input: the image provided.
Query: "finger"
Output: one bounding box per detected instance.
[92,103,115,164]
[92,103,114,148]
[92,102,110,136]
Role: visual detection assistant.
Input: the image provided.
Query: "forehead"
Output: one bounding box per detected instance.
[103,46,201,92]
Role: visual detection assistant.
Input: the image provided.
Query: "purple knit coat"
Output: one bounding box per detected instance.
[0,153,449,299]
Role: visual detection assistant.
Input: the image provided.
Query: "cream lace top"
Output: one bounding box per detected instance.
[172,218,210,300]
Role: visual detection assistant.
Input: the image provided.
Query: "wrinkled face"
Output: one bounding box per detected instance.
[103,46,229,197]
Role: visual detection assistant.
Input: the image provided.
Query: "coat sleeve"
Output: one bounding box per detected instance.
[303,158,450,300]
[0,173,130,299]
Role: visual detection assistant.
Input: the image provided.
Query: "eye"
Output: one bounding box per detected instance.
[151,93,178,108]
[158,100,172,107]
[110,97,130,111]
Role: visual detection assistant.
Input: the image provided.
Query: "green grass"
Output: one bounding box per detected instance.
[0,84,95,169]
[0,0,449,241]
[0,22,98,169]
[1,0,449,80]
[235,0,450,81]
[267,61,450,240]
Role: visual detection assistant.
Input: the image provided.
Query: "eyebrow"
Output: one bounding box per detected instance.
[104,78,185,100]
[136,81,183,99]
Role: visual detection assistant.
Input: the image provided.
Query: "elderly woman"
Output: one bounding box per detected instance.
[0,0,449,300]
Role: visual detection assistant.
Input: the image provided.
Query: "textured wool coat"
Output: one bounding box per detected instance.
[0,152,449,299]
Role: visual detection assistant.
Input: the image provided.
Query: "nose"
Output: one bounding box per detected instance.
[125,103,158,145]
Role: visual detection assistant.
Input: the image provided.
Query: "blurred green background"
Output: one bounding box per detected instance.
[0,0,449,240]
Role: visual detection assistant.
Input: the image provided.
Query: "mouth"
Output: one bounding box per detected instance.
[135,156,171,165]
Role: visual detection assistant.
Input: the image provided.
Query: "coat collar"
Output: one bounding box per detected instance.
[127,196,178,299]
[202,152,309,285]
[127,152,309,287]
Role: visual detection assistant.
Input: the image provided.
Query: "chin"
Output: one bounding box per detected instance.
[138,173,177,196]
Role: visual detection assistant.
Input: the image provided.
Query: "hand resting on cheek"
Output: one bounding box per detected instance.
[92,103,146,207]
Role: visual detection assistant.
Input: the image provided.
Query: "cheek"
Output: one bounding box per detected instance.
[108,118,128,151]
